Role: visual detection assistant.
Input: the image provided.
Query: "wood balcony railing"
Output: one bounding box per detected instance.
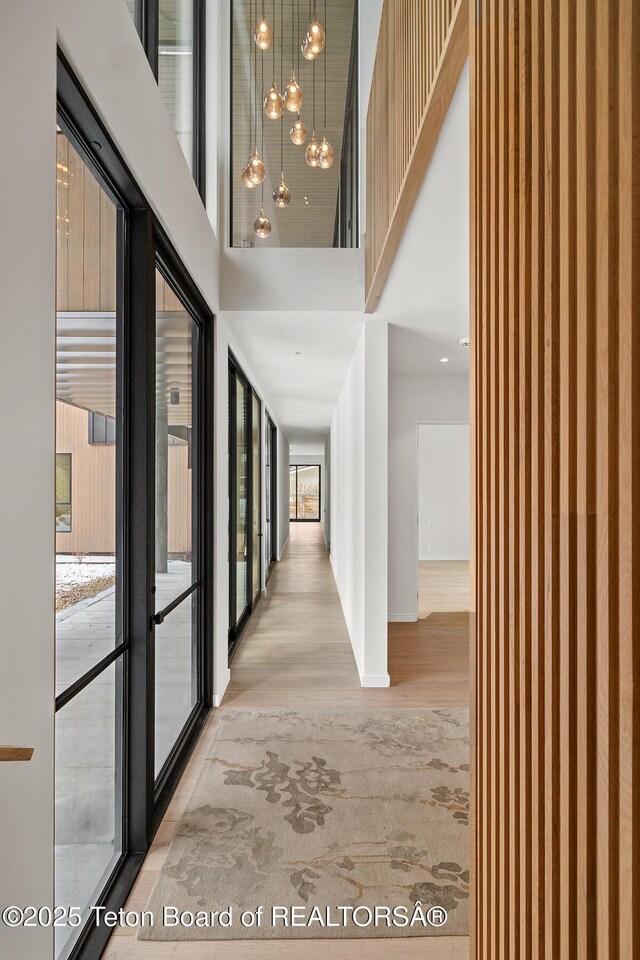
[364,0,468,312]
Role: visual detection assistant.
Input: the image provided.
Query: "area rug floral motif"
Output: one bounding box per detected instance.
[140,708,469,940]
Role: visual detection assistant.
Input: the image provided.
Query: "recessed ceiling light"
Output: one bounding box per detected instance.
[440,357,450,363]
[304,196,310,205]
[459,336,470,347]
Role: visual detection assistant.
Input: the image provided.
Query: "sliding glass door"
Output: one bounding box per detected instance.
[228,356,261,654]
[289,465,321,521]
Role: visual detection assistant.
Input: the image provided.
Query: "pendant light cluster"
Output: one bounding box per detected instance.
[240,0,334,240]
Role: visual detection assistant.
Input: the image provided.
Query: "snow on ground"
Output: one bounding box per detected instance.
[56,560,116,590]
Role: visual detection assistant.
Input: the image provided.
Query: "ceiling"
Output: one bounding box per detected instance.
[226,309,363,441]
[231,0,357,247]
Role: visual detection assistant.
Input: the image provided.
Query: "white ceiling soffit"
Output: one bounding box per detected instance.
[378,62,470,377]
[224,309,363,441]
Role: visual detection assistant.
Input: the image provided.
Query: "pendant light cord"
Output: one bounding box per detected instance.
[323,0,327,134]
[252,0,256,151]
[272,0,276,84]
[261,30,265,197]
[313,57,316,133]
[280,0,284,175]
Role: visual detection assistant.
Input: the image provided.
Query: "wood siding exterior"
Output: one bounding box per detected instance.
[56,401,191,555]
[364,0,468,312]
[471,1,640,957]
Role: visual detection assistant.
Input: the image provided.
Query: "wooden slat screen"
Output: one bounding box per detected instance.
[364,0,468,311]
[471,0,640,957]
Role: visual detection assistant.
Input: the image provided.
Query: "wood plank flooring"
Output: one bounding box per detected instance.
[101,524,469,960]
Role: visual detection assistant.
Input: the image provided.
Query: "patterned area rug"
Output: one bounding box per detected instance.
[140,708,469,940]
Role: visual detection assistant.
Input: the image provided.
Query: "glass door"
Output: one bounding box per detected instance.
[228,356,262,654]
[54,127,124,960]
[153,268,201,779]
[289,465,321,521]
[252,393,261,602]
[265,414,277,575]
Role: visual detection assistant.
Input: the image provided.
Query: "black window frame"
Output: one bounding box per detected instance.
[129,0,206,203]
[289,463,322,522]
[55,452,73,533]
[228,352,262,658]
[265,412,278,579]
[56,50,214,960]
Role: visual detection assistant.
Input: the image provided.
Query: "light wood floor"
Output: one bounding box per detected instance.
[419,560,471,617]
[101,524,469,960]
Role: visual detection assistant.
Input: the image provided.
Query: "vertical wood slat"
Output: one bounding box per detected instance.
[471,1,640,958]
[56,133,117,313]
[364,0,468,312]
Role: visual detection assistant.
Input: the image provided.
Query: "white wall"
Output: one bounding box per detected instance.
[388,368,469,621]
[0,6,56,959]
[330,321,389,686]
[418,424,470,560]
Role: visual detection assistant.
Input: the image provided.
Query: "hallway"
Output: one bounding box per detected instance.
[101,523,469,960]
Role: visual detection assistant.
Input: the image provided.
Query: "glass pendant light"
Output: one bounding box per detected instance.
[305,58,320,165]
[306,18,325,56]
[273,12,291,209]
[317,6,333,170]
[254,204,272,238]
[317,137,334,169]
[284,74,303,112]
[243,3,264,188]
[273,175,291,207]
[305,133,320,166]
[264,84,284,118]
[243,150,266,185]
[254,8,272,51]
[290,115,306,144]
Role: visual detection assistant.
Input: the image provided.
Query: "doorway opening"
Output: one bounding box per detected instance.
[289,464,321,521]
[417,422,470,619]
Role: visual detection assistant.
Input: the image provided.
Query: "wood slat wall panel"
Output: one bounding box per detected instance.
[56,132,116,313]
[364,0,468,312]
[471,0,640,957]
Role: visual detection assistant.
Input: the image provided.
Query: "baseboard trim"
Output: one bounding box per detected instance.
[277,532,290,560]
[361,674,391,688]
[388,613,418,623]
[212,668,231,707]
[419,554,470,561]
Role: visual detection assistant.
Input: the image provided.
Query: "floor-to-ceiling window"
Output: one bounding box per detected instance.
[251,392,262,602]
[265,414,278,575]
[125,0,205,198]
[55,60,213,960]
[55,127,123,960]
[228,355,262,654]
[153,269,201,778]
[289,464,321,521]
